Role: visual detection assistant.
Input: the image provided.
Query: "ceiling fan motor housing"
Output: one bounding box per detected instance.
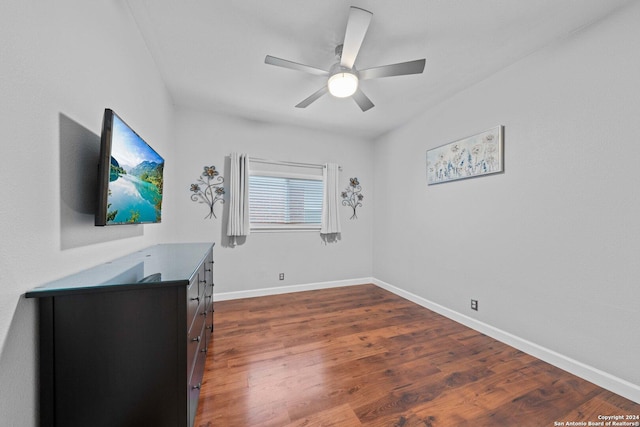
[328,62,359,98]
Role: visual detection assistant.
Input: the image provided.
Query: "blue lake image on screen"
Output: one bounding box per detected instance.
[106,115,164,224]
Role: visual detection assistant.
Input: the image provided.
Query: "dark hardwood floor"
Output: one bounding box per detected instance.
[195,284,639,426]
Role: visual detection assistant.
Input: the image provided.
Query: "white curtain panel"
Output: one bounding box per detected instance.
[321,163,341,236]
[226,152,250,246]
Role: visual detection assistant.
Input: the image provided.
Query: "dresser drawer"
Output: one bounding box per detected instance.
[196,265,207,298]
[187,335,207,427]
[201,301,212,353]
[204,259,214,289]
[187,298,207,374]
[186,275,200,327]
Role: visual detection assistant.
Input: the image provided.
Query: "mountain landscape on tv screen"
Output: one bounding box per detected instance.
[106,156,164,224]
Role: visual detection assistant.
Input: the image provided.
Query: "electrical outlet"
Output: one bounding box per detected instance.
[471,299,478,311]
[279,273,285,280]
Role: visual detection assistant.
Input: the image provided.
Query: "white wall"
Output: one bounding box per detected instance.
[372,1,640,399]
[0,1,175,424]
[168,108,374,296]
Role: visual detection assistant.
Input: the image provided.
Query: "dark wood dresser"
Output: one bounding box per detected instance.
[26,243,214,427]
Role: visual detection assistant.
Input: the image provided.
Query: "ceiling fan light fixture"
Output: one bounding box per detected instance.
[328,72,358,98]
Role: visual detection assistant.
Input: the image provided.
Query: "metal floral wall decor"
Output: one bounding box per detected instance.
[342,177,364,219]
[426,125,504,185]
[190,165,225,219]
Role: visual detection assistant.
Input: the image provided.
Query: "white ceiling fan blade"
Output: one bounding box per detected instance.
[340,7,373,69]
[352,88,374,112]
[265,55,329,76]
[295,86,328,108]
[359,59,426,80]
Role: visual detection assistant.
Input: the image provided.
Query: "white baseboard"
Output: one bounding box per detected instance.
[213,277,639,404]
[372,278,640,405]
[213,277,375,301]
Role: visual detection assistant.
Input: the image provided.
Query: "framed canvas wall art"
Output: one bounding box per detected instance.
[426,125,504,185]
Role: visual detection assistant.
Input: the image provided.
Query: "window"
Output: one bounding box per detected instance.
[249,172,323,231]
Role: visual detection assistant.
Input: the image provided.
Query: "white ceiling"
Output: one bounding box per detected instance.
[126,0,632,139]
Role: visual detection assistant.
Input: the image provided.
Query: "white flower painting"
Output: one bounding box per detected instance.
[426,126,504,185]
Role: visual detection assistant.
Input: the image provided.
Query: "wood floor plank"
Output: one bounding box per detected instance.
[195,284,640,426]
[283,404,363,427]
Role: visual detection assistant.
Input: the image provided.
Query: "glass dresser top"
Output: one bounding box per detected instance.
[26,243,214,297]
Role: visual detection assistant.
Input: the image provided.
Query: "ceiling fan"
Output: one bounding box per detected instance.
[264,6,426,112]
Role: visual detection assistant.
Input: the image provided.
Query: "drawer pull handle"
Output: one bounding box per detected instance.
[192,383,201,390]
[191,336,201,342]
[206,325,213,331]
[201,347,208,353]
[199,279,206,285]
[201,311,207,317]
[205,268,212,272]
[190,297,200,302]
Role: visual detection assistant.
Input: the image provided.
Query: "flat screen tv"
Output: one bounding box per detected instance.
[95,109,164,226]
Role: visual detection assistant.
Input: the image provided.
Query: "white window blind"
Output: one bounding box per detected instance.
[248,159,324,231]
